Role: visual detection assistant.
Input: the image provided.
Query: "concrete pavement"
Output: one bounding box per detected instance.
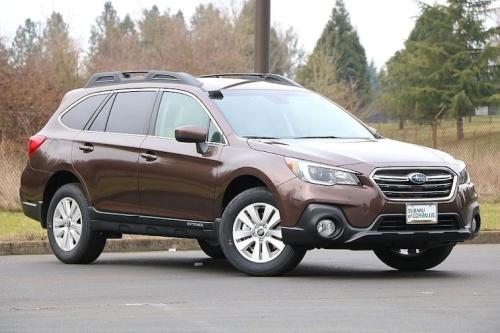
[1,245,499,332]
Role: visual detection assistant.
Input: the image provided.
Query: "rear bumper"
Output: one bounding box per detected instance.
[282,203,480,250]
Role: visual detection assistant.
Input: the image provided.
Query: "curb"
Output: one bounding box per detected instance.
[0,232,499,256]
[0,237,199,256]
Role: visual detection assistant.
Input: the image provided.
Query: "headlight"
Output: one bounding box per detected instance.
[457,160,470,184]
[285,158,360,186]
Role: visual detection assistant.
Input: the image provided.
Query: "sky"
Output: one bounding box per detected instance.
[0,0,497,68]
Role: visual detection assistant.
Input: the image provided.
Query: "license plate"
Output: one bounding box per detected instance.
[406,203,438,224]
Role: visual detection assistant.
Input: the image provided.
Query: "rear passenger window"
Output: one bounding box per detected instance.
[106,91,156,135]
[61,94,107,130]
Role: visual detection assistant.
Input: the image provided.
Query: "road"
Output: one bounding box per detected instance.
[1,244,499,333]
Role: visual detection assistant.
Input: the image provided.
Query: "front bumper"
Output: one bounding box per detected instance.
[282,203,480,250]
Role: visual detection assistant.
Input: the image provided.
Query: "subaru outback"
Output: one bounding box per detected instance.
[20,70,480,276]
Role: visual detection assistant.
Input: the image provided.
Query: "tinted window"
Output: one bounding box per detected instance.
[61,94,107,130]
[88,94,115,132]
[106,91,156,135]
[154,92,210,139]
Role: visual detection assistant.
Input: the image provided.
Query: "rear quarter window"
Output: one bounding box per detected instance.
[61,94,108,130]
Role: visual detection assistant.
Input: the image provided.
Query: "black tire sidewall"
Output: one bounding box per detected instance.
[219,187,305,276]
[374,245,455,271]
[197,239,225,259]
[47,183,104,264]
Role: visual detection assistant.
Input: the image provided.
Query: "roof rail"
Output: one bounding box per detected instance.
[198,73,302,87]
[84,70,203,88]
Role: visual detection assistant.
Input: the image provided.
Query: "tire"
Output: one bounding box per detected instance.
[373,245,455,271]
[219,187,306,276]
[47,183,106,264]
[197,239,225,259]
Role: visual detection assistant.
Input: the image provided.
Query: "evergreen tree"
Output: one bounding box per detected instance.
[300,0,370,103]
[381,0,498,140]
[41,12,80,90]
[367,60,379,91]
[10,19,41,67]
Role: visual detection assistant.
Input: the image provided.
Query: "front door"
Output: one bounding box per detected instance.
[139,91,225,221]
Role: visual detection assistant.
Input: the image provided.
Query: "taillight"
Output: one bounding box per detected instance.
[28,135,46,157]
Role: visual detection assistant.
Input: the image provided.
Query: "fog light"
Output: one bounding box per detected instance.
[317,219,336,238]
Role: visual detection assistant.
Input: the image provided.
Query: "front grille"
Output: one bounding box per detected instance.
[376,214,460,231]
[372,168,456,201]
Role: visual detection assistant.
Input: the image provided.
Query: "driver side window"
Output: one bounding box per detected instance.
[154,91,224,144]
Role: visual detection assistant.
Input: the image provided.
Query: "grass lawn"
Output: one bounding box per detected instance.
[0,211,46,241]
[1,203,499,242]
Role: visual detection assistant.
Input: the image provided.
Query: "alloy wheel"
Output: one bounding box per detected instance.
[52,197,83,251]
[232,202,285,263]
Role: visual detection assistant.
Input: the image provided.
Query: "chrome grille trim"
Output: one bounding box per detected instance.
[370,167,458,202]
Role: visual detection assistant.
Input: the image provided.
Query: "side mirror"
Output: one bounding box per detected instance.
[175,125,209,154]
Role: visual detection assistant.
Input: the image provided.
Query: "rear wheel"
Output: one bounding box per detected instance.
[197,239,225,259]
[219,187,306,276]
[47,183,106,264]
[373,245,454,271]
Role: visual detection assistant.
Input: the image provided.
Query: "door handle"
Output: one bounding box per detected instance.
[79,143,94,153]
[140,151,157,161]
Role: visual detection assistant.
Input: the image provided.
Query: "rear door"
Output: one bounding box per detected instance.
[72,89,158,216]
[138,90,225,221]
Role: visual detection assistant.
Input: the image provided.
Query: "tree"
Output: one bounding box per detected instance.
[367,60,380,92]
[230,1,302,76]
[10,19,41,67]
[138,6,190,70]
[41,12,80,93]
[380,0,498,140]
[295,50,360,111]
[87,2,139,72]
[299,0,370,104]
[189,3,246,74]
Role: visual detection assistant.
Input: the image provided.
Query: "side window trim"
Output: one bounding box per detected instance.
[65,88,158,136]
[149,89,227,145]
[58,92,109,131]
[84,93,115,131]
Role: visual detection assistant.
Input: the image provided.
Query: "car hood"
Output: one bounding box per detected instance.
[247,138,459,171]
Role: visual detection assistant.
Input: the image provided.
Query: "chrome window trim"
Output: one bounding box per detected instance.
[57,88,159,134]
[57,88,228,145]
[369,166,458,202]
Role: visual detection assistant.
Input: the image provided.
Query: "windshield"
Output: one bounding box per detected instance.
[213,90,374,139]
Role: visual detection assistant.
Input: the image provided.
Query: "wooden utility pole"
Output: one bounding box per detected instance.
[254,0,271,73]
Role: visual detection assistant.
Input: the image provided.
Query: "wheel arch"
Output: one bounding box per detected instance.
[217,168,281,217]
[41,170,86,228]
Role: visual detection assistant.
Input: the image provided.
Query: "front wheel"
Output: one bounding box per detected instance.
[219,187,306,276]
[47,183,106,264]
[373,245,454,271]
[197,239,225,259]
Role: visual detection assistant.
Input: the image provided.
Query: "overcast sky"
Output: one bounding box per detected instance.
[0,0,497,68]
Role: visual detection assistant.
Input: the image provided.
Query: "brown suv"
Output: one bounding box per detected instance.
[20,70,480,276]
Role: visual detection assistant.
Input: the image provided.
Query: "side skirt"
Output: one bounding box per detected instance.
[88,207,219,240]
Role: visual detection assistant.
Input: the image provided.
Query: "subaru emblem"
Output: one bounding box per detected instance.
[409,172,427,184]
